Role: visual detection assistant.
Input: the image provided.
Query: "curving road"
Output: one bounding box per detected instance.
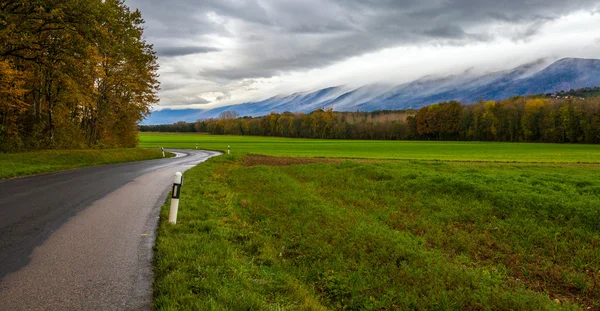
[0,149,220,310]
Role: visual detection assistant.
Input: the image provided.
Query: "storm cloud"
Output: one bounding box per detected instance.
[125,0,600,109]
[156,46,221,58]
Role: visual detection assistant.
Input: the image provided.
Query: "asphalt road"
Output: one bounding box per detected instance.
[0,149,220,310]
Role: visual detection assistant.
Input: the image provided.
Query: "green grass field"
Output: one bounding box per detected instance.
[153,154,600,310]
[148,133,600,310]
[139,133,600,163]
[0,148,169,179]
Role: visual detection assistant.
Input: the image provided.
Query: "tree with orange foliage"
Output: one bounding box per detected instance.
[0,0,159,152]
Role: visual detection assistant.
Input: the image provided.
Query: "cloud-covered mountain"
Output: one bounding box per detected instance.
[143,58,600,124]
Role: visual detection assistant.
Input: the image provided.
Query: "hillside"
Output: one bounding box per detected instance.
[144,58,600,124]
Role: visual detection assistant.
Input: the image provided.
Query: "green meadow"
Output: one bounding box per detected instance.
[146,133,600,310]
[153,153,600,310]
[0,148,168,179]
[139,133,600,163]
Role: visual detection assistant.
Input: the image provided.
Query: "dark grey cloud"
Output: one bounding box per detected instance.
[422,25,469,39]
[125,0,600,105]
[157,46,220,57]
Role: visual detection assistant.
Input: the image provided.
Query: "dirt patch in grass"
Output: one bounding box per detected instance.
[245,154,600,169]
[243,154,342,166]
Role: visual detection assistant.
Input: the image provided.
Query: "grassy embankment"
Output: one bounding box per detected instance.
[139,133,600,163]
[0,148,169,179]
[147,134,600,310]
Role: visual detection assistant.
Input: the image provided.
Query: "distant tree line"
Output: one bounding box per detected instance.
[138,121,196,133]
[412,97,600,143]
[141,96,600,143]
[139,109,415,140]
[545,87,600,99]
[0,0,159,152]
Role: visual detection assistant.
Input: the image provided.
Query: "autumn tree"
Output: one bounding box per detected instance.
[171,94,600,144]
[0,0,158,152]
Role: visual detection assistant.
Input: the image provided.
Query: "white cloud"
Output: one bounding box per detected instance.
[124,0,600,110]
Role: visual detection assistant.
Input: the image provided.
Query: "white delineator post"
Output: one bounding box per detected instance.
[228,145,230,154]
[161,147,165,157]
[168,172,183,224]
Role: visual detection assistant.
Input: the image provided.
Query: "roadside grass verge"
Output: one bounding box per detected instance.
[0,148,170,179]
[153,154,599,310]
[139,133,600,164]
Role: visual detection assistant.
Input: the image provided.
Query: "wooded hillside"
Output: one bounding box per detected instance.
[0,0,159,152]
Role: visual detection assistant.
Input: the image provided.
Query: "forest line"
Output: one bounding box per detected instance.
[141,96,600,144]
[0,0,159,152]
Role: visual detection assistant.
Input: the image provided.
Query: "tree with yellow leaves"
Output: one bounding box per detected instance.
[0,0,159,152]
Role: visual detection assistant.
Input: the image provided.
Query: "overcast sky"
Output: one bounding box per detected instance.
[124,0,600,110]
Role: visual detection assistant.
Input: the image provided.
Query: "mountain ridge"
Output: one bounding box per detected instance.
[144,58,600,124]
